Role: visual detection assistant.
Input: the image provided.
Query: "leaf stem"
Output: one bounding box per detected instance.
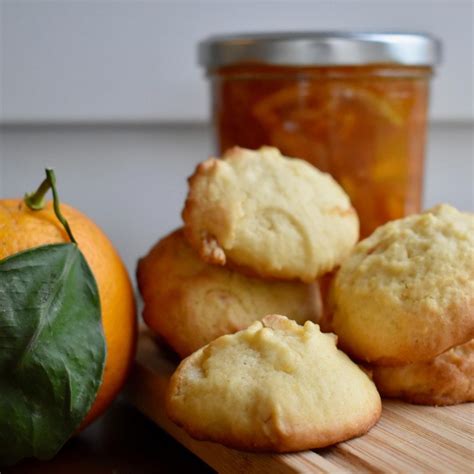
[46,169,77,244]
[24,169,77,244]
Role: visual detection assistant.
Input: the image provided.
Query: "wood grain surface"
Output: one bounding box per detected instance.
[125,331,474,473]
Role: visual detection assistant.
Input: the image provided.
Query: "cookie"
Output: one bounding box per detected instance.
[331,204,474,365]
[166,315,381,452]
[137,229,321,357]
[371,339,474,406]
[182,146,359,283]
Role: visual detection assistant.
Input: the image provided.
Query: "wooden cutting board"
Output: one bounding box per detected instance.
[125,331,474,473]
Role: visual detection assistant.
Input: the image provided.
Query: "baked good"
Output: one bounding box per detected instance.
[330,204,474,365]
[137,229,321,357]
[182,146,359,283]
[166,315,381,452]
[371,339,474,406]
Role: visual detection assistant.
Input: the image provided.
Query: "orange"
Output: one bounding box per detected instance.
[0,199,137,427]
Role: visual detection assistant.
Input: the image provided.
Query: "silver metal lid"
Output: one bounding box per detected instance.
[199,32,441,69]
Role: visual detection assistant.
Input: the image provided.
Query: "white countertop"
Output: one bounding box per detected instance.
[0,122,472,274]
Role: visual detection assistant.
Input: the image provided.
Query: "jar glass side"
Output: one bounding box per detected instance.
[209,64,432,237]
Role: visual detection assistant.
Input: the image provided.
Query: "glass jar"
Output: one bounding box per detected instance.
[199,32,441,237]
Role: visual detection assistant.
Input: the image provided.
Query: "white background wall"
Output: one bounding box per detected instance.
[0,0,473,276]
[1,0,473,123]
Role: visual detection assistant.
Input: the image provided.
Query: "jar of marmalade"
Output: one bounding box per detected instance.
[199,32,441,237]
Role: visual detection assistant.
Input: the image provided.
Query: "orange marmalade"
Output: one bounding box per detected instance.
[200,33,440,237]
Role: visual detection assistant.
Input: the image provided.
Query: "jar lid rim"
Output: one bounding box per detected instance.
[198,31,441,68]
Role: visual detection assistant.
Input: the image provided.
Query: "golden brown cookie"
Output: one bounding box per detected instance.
[166,315,381,452]
[331,204,474,365]
[371,340,474,406]
[137,230,321,357]
[182,146,359,283]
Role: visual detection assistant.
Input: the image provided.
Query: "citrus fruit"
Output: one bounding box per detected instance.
[0,199,137,427]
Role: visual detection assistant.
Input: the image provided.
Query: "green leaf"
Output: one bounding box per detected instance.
[0,243,106,465]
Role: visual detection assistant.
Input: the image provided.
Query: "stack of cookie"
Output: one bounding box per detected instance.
[138,146,360,357]
[138,146,382,451]
[328,204,474,406]
[138,145,472,453]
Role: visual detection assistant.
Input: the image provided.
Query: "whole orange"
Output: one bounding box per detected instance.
[0,199,137,427]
